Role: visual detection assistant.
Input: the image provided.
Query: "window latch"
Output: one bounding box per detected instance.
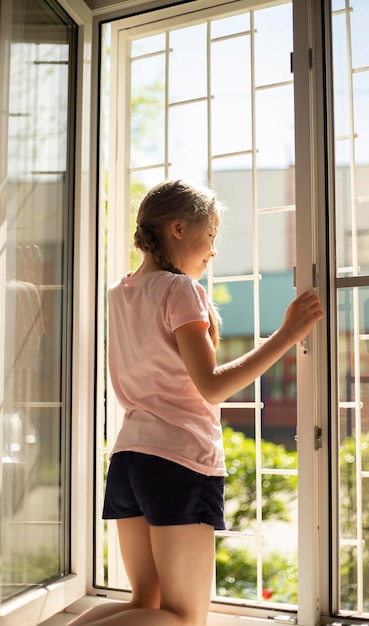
[314,426,322,450]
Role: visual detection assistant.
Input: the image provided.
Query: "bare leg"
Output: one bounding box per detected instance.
[67,516,160,625]
[67,520,214,626]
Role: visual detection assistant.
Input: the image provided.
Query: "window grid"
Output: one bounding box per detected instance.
[332,0,369,615]
[98,1,298,610]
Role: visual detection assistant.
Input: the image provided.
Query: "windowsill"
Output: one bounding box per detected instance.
[38,596,274,626]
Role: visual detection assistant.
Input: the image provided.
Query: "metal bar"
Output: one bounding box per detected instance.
[168,95,211,107]
[220,401,264,409]
[212,273,261,283]
[130,48,169,62]
[206,20,215,305]
[212,148,253,159]
[164,31,170,179]
[339,401,364,409]
[352,65,369,74]
[336,133,358,141]
[343,0,363,611]
[261,468,298,476]
[256,79,293,91]
[257,204,295,214]
[215,530,257,538]
[13,402,63,408]
[250,9,263,604]
[211,29,252,44]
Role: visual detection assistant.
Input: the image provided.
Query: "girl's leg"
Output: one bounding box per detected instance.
[149,521,215,625]
[67,516,160,625]
[117,517,161,608]
[67,521,214,626]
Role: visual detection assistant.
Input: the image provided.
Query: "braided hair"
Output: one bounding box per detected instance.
[134,180,222,348]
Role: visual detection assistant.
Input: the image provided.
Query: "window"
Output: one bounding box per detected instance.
[331,0,369,615]
[0,0,77,605]
[96,0,301,613]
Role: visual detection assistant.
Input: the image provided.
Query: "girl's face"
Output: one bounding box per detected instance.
[178,213,219,279]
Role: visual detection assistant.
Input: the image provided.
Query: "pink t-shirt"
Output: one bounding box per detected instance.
[108,270,226,476]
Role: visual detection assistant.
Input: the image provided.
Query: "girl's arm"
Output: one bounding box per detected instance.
[174,290,324,405]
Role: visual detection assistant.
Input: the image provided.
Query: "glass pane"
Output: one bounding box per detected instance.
[211,13,250,39]
[332,0,369,614]
[333,0,369,279]
[168,101,208,181]
[169,24,207,102]
[337,287,369,613]
[254,4,293,86]
[130,55,165,169]
[1,1,76,602]
[211,35,252,157]
[213,163,254,276]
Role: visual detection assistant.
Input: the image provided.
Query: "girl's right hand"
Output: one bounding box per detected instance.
[281,290,324,344]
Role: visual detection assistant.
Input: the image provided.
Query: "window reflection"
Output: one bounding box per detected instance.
[0,0,76,602]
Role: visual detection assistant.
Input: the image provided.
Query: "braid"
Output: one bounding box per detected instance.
[134,224,182,274]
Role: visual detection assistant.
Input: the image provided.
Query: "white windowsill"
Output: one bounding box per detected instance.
[38,596,274,626]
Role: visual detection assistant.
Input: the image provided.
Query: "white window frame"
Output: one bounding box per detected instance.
[92,1,332,626]
[0,0,96,624]
[0,0,336,624]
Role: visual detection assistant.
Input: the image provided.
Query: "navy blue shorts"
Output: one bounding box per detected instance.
[102,451,226,530]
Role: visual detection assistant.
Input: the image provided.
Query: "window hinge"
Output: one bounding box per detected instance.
[292,264,318,288]
[314,425,322,450]
[290,48,313,72]
[274,615,297,625]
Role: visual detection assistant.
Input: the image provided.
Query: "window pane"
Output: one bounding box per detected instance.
[1,0,76,602]
[332,0,369,615]
[130,55,165,169]
[333,1,369,279]
[337,287,369,613]
[99,0,297,610]
[211,35,252,157]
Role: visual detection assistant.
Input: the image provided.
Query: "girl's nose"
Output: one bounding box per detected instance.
[210,244,217,257]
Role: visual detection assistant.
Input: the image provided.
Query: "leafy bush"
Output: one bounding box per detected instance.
[216,427,298,602]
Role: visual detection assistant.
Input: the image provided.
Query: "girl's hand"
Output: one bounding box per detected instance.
[280,290,324,344]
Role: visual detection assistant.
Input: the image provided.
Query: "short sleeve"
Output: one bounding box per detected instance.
[164,276,209,332]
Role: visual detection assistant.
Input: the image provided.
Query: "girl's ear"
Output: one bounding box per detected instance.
[170,220,186,240]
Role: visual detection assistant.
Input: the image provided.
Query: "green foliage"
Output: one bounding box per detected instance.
[223,426,297,531]
[217,428,369,609]
[129,179,147,270]
[216,543,257,600]
[216,427,298,602]
[339,432,369,611]
[3,545,60,584]
[131,82,163,152]
[216,543,297,604]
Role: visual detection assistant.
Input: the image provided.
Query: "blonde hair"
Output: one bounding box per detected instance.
[134,180,222,348]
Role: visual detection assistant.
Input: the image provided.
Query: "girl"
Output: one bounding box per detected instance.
[69,179,323,626]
